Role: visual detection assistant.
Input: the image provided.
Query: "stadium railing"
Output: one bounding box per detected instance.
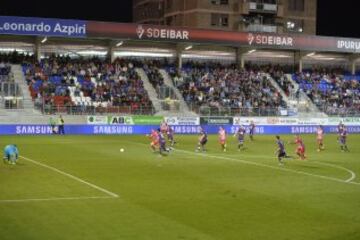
[38,102,289,116]
[39,105,156,115]
[0,74,24,109]
[192,106,285,117]
[318,106,360,117]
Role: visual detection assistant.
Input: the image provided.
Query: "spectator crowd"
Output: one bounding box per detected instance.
[293,68,360,116]
[23,56,153,114]
[1,51,360,116]
[177,63,286,115]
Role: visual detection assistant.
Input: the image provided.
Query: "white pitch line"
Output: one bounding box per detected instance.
[312,161,356,182]
[124,140,359,185]
[20,156,119,198]
[172,148,360,186]
[208,152,357,183]
[0,196,114,203]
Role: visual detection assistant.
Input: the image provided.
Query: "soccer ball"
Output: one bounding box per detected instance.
[120,148,124,152]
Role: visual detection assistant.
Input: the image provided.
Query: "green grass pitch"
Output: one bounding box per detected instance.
[0,134,360,240]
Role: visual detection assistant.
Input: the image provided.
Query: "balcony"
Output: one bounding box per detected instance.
[133,0,150,7]
[245,24,277,33]
[249,2,277,13]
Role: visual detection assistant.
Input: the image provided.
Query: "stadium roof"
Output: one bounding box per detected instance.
[1,15,360,54]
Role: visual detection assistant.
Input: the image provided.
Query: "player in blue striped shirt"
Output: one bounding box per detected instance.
[275,136,288,165]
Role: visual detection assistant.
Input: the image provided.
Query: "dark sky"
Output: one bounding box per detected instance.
[0,0,359,38]
[317,0,360,38]
[0,0,133,23]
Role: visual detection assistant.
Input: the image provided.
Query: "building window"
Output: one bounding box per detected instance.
[211,13,229,27]
[250,0,277,3]
[166,14,180,25]
[166,16,174,25]
[166,0,172,9]
[211,0,229,5]
[288,0,304,11]
[286,18,304,32]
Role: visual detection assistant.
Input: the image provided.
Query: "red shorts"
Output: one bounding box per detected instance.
[219,139,226,145]
[297,146,305,154]
[151,141,159,146]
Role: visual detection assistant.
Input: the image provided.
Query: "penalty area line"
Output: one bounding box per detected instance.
[118,139,360,186]
[206,152,357,183]
[0,196,115,203]
[173,148,360,186]
[19,156,119,198]
[312,161,356,183]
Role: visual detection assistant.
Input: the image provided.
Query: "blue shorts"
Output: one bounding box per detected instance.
[4,153,17,160]
[278,151,286,158]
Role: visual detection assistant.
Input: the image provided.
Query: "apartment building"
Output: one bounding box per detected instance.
[133,0,317,34]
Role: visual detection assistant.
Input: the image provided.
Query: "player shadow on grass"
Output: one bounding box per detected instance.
[3,162,25,167]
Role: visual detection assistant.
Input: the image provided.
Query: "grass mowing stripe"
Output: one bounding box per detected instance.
[0,196,114,203]
[20,156,119,198]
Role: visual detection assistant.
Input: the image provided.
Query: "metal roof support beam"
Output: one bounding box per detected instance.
[236,47,251,69]
[348,54,360,75]
[34,37,42,63]
[108,45,115,63]
[294,51,310,72]
[107,40,122,63]
[176,44,183,70]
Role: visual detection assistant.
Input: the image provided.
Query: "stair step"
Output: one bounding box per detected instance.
[158,69,196,116]
[135,68,162,113]
[10,64,41,113]
[284,74,326,116]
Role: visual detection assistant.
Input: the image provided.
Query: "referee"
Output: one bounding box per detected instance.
[58,115,65,135]
[49,117,57,134]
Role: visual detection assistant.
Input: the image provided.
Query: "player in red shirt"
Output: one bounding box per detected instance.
[293,134,306,160]
[160,121,168,135]
[218,126,227,152]
[316,125,325,152]
[148,129,159,152]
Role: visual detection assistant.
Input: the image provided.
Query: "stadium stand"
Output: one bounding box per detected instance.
[22,57,153,114]
[0,52,34,65]
[292,68,360,116]
[2,52,359,117]
[175,62,287,116]
[263,65,296,97]
[0,63,11,82]
[142,60,165,89]
[0,59,17,109]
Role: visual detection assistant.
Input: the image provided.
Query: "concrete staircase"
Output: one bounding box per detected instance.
[11,64,35,110]
[0,64,48,123]
[266,73,327,117]
[285,73,327,117]
[158,69,197,116]
[265,73,289,102]
[135,68,162,113]
[0,65,91,124]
